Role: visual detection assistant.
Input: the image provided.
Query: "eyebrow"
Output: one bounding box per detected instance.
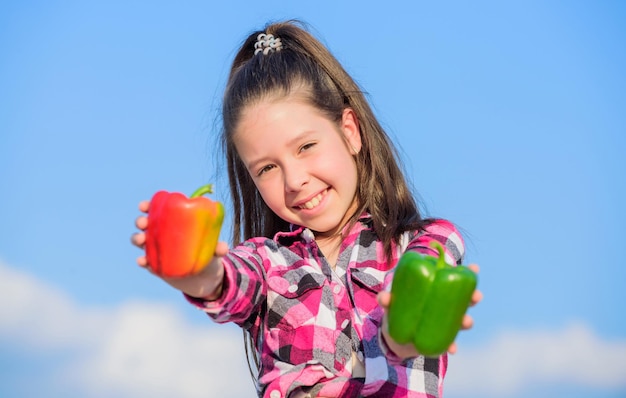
[287,129,315,147]
[245,156,267,174]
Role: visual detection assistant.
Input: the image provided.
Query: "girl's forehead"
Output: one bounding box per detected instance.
[237,97,319,131]
[233,98,345,151]
[252,89,309,109]
[244,84,311,111]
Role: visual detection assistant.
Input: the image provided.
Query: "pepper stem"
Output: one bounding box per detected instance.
[190,184,214,198]
[429,241,448,269]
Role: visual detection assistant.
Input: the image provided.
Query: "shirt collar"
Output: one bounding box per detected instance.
[274,212,373,245]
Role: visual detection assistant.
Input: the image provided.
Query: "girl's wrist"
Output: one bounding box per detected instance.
[380,316,420,361]
[163,257,225,299]
[198,281,224,301]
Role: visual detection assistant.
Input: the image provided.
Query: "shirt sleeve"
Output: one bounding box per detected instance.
[185,239,267,326]
[406,219,465,265]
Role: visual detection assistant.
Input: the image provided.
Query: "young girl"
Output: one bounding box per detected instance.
[132,20,481,398]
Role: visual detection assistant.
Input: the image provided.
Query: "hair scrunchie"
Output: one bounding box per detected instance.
[254,33,283,55]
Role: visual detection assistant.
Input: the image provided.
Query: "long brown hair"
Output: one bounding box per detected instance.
[220,20,430,383]
[222,20,428,256]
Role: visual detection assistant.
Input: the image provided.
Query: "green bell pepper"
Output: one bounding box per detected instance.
[388,241,477,357]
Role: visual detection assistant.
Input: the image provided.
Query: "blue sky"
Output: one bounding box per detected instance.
[1,1,625,397]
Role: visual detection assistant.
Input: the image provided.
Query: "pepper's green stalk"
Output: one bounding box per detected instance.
[190,184,214,198]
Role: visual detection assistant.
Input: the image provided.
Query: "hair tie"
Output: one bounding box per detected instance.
[254,33,283,55]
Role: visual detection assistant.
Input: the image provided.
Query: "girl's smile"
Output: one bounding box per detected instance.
[233,97,362,239]
[294,188,327,210]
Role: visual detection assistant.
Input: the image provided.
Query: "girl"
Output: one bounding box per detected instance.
[132,20,482,398]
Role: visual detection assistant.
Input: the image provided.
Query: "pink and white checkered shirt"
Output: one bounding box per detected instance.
[187,215,465,397]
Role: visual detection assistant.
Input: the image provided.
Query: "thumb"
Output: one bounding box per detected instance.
[214,241,229,257]
[377,291,391,309]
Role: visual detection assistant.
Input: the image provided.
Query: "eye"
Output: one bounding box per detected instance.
[299,142,316,152]
[257,164,275,176]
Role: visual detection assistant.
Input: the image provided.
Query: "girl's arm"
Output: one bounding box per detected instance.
[131,200,228,300]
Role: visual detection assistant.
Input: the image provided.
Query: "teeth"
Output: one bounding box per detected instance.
[300,192,324,210]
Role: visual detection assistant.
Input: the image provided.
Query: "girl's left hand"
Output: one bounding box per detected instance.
[377,264,483,358]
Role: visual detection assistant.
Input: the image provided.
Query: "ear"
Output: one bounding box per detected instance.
[341,108,362,155]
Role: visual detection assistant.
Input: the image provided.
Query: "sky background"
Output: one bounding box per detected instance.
[1,1,625,397]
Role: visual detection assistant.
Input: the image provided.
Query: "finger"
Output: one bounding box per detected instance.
[447,342,458,355]
[136,255,148,268]
[139,200,150,213]
[377,291,391,308]
[131,232,146,248]
[470,289,483,306]
[214,241,230,257]
[468,263,480,274]
[135,215,148,230]
[461,314,474,330]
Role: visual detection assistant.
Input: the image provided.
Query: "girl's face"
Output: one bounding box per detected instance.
[233,98,362,240]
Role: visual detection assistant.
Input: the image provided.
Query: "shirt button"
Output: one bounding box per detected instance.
[287,284,298,293]
[341,319,349,329]
[333,285,341,294]
[270,390,281,398]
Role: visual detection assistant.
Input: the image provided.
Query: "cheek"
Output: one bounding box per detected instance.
[320,141,355,169]
[334,150,359,179]
[322,150,359,196]
[255,179,285,211]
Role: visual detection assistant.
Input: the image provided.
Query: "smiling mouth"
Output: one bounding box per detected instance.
[297,190,327,210]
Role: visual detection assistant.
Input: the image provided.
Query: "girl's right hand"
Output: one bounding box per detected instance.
[130,200,151,266]
[377,264,483,359]
[131,200,229,300]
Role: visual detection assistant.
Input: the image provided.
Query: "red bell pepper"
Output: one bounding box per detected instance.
[145,184,224,278]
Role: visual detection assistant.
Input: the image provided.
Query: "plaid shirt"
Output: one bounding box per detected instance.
[188,215,465,398]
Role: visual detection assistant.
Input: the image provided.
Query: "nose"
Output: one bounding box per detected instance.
[283,163,309,192]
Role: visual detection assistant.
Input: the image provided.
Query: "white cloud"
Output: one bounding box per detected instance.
[0,260,253,398]
[446,323,626,396]
[2,260,625,398]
